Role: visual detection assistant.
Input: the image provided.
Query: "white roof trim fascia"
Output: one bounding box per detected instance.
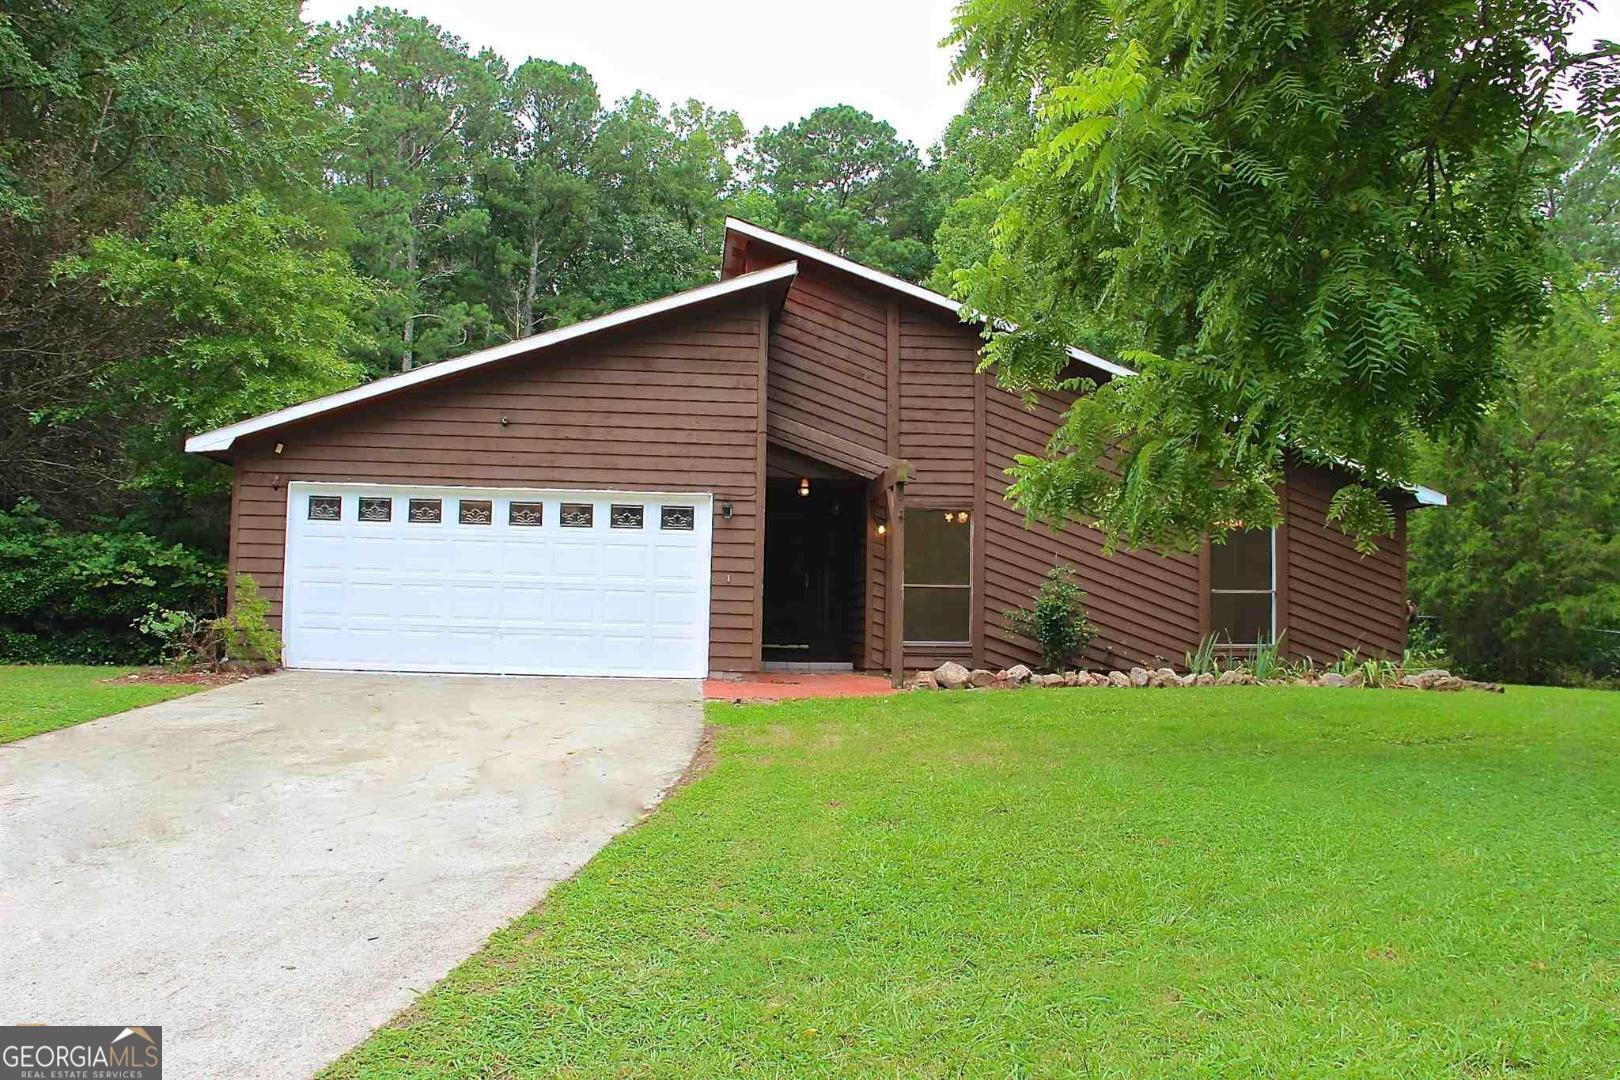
[1408,483,1447,507]
[723,217,1136,380]
[185,261,799,455]
[1321,452,1448,507]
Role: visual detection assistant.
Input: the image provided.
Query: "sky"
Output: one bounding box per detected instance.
[300,0,1620,152]
[299,0,976,151]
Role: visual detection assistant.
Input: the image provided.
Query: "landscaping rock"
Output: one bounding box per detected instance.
[1038,673,1066,687]
[1151,667,1179,687]
[1465,679,1505,693]
[1129,666,1151,687]
[912,671,939,690]
[1108,671,1132,688]
[1177,673,1197,687]
[969,668,996,688]
[1075,671,1099,687]
[1194,672,1216,687]
[1319,672,1353,688]
[934,661,971,690]
[1432,675,1467,691]
[1005,664,1034,684]
[1216,669,1256,686]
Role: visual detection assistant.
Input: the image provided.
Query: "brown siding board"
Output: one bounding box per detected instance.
[1282,464,1408,660]
[982,379,1202,671]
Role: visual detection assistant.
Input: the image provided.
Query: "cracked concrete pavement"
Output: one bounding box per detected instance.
[1,670,704,1078]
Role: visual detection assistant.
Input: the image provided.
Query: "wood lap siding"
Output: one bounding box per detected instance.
[983,383,1203,671]
[898,304,977,504]
[228,298,767,672]
[766,268,889,457]
[1284,465,1408,660]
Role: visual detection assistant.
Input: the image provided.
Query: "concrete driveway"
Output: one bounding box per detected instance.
[1,671,703,1078]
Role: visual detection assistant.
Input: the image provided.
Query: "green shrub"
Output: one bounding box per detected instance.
[0,499,223,664]
[1005,566,1097,672]
[216,574,281,666]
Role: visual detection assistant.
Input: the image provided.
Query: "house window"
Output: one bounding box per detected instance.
[1210,528,1275,645]
[904,509,971,644]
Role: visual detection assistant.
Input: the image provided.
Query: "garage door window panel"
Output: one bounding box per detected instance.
[408,498,442,524]
[358,497,391,522]
[308,495,341,521]
[611,505,644,529]
[561,503,593,528]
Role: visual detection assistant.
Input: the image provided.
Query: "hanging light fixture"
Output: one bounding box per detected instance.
[798,477,811,497]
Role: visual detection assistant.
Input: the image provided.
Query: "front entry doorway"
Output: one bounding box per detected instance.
[762,476,865,664]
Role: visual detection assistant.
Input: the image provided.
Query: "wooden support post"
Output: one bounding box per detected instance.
[886,479,905,687]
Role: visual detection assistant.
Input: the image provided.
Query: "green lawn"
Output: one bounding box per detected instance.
[328,686,1620,1079]
[0,665,206,744]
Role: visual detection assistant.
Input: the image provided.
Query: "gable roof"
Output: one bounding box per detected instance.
[721,217,1136,381]
[184,260,798,457]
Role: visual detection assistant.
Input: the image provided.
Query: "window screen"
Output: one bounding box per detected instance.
[904,510,971,643]
[1210,528,1274,645]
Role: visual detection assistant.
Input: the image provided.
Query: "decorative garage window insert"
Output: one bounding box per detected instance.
[660,505,695,531]
[407,498,442,523]
[610,505,644,529]
[358,497,391,522]
[560,503,593,528]
[307,495,341,521]
[509,501,544,526]
[904,509,972,645]
[459,499,493,525]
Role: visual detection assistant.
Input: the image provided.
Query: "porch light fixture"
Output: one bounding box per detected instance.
[875,508,889,537]
[797,477,810,497]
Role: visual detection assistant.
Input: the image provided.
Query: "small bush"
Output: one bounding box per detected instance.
[0,499,223,664]
[1005,566,1096,672]
[216,574,281,666]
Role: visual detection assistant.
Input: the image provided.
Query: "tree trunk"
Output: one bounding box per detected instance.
[521,231,541,338]
[402,230,417,372]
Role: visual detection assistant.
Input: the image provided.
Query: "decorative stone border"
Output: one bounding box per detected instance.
[912,661,1502,693]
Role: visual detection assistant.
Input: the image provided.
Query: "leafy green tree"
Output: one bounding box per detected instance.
[318,7,505,372]
[946,0,1615,553]
[57,194,370,495]
[1410,279,1620,683]
[480,59,601,337]
[928,85,1037,295]
[745,105,938,281]
[1545,114,1620,277]
[565,92,745,314]
[0,0,333,528]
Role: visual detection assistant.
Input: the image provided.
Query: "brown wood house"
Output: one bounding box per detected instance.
[187,220,1444,681]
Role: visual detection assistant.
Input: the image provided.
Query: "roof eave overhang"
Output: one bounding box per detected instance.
[184,260,799,456]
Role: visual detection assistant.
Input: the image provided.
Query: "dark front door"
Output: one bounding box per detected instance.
[763,478,864,663]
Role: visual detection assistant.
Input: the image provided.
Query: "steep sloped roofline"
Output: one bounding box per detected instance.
[184,260,799,456]
[722,217,1136,380]
[725,220,1445,507]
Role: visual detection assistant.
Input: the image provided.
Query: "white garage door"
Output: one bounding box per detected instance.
[282,483,713,677]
